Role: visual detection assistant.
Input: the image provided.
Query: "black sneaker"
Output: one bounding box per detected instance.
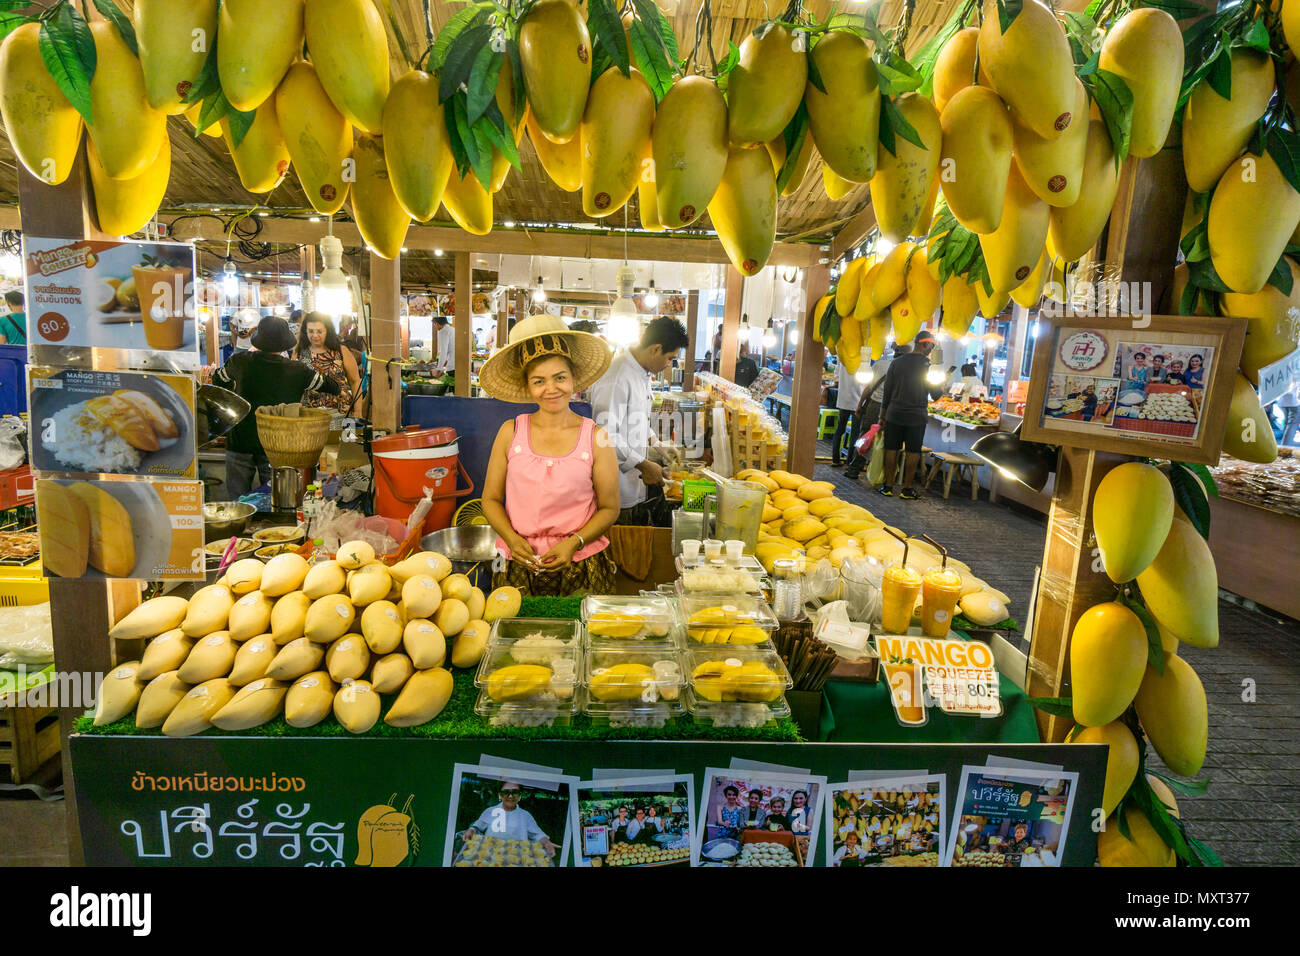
[899,487,920,500]
[844,469,861,480]
[878,485,893,497]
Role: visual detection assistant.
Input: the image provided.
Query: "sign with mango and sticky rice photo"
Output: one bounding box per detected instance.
[35,477,205,581]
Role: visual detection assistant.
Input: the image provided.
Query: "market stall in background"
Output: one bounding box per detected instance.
[0,0,1293,871]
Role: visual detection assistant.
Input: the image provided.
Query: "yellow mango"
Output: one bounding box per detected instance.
[581,66,654,219]
[218,0,303,113]
[940,275,980,338]
[978,0,1077,139]
[134,0,217,114]
[709,146,777,276]
[977,281,1011,319]
[304,0,389,134]
[823,163,858,200]
[276,62,352,215]
[1012,79,1089,207]
[933,27,979,112]
[1069,602,1147,727]
[86,20,167,181]
[1010,250,1048,309]
[371,652,415,694]
[384,70,454,220]
[1093,463,1174,583]
[1209,151,1300,294]
[1097,8,1183,158]
[228,637,276,687]
[1222,373,1277,464]
[109,595,188,641]
[350,134,410,261]
[271,591,312,645]
[442,164,494,235]
[1183,49,1275,193]
[267,637,326,682]
[653,75,728,228]
[836,256,870,316]
[228,591,273,642]
[868,242,915,312]
[93,660,146,727]
[519,0,591,145]
[285,670,335,728]
[334,679,381,734]
[1136,519,1219,648]
[871,93,941,242]
[979,165,1049,292]
[1070,721,1139,816]
[0,23,84,185]
[806,30,880,183]
[163,678,237,737]
[178,632,236,685]
[1134,654,1208,777]
[325,635,371,684]
[727,24,807,147]
[1098,806,1175,867]
[135,671,191,729]
[940,85,1014,233]
[385,668,454,726]
[1222,258,1300,382]
[905,248,941,323]
[138,630,193,682]
[1047,120,1120,260]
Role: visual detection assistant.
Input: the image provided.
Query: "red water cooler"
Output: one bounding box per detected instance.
[371,427,474,536]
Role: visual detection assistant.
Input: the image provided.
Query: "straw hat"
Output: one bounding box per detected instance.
[478,314,612,403]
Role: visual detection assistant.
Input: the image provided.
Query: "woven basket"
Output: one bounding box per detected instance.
[256,405,334,469]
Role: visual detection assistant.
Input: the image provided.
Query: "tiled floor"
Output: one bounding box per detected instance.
[3,453,1297,866]
[818,450,1300,866]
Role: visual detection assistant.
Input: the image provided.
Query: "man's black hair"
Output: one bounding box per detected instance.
[640,315,689,353]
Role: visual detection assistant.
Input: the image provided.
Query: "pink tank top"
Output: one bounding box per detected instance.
[497,414,609,562]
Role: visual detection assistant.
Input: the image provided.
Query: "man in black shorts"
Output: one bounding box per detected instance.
[878,330,944,500]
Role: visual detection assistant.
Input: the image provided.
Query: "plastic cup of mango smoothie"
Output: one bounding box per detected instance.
[921,566,965,639]
[880,564,922,634]
[133,264,192,351]
[883,661,927,725]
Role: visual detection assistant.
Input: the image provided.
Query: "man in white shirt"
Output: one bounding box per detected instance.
[433,315,456,376]
[589,316,690,524]
[461,781,559,857]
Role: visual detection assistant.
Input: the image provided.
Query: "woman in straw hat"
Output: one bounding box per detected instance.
[479,315,620,595]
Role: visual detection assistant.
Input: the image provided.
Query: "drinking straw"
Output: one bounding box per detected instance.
[920,534,948,567]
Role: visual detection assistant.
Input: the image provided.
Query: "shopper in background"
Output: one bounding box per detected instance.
[843,344,905,480]
[734,342,760,388]
[589,316,690,525]
[831,356,865,466]
[712,328,723,373]
[0,290,25,346]
[293,311,360,416]
[480,314,619,595]
[957,362,989,400]
[433,314,456,377]
[878,330,945,500]
[213,316,341,498]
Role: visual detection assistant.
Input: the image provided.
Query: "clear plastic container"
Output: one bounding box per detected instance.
[582,594,675,643]
[486,617,582,651]
[475,630,582,711]
[475,688,582,728]
[677,556,765,595]
[683,687,790,729]
[680,593,778,646]
[584,643,685,705]
[684,644,792,703]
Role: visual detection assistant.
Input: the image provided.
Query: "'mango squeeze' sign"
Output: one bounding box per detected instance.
[875,637,1002,719]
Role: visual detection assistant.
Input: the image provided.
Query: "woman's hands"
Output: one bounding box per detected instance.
[504,532,540,569]
[537,535,579,570]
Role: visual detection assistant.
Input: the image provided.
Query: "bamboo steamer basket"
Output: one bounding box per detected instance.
[255,404,333,469]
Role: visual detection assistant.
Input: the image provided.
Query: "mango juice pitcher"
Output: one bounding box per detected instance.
[712,476,767,555]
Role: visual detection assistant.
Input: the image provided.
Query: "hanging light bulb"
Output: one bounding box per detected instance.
[643,279,659,310]
[315,229,351,316]
[532,276,547,303]
[221,257,239,298]
[788,324,800,346]
[739,313,751,338]
[762,319,777,349]
[607,264,641,347]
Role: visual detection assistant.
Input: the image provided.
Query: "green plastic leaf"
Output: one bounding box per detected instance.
[1131,782,1198,864]
[776,104,809,195]
[227,107,256,150]
[1024,696,1074,718]
[587,0,630,77]
[913,15,965,98]
[1188,836,1224,867]
[93,0,137,56]
[1084,0,1104,17]
[439,22,493,102]
[1234,17,1271,53]
[182,43,221,106]
[38,9,95,125]
[806,35,827,95]
[1147,769,1210,797]
[0,12,31,42]
[717,41,740,77]
[996,0,1024,34]
[509,37,526,122]
[480,101,522,171]
[1089,69,1135,166]
[431,6,489,73]
[465,44,502,124]
[876,53,923,97]
[629,16,675,103]
[1178,276,1197,316]
[1266,126,1300,196]
[1268,253,1295,296]
[196,89,232,137]
[1168,461,1211,539]
[1206,45,1233,100]
[878,94,926,157]
[1179,217,1211,264]
[1122,592,1167,675]
[1186,256,1233,294]
[1184,462,1218,498]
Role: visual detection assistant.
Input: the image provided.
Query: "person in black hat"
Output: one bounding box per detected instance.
[211,316,342,498]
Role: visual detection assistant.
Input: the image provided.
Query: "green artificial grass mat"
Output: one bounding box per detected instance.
[74,594,801,742]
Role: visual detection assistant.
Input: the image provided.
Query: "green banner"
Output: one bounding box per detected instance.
[70,736,1107,867]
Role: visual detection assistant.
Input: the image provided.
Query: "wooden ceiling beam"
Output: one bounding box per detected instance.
[829,202,878,262]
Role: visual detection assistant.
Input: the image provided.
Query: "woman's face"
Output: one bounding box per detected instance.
[724,788,739,804]
[792,792,806,808]
[1190,356,1203,370]
[306,321,329,348]
[526,356,574,411]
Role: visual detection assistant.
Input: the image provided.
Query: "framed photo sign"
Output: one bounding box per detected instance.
[1022,314,1246,464]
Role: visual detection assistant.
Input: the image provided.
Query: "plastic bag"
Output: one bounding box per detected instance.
[839,556,884,625]
[0,415,27,471]
[0,602,54,666]
[867,438,885,486]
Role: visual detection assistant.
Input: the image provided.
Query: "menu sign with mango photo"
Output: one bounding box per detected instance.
[22,237,199,371]
[28,368,197,479]
[35,477,205,581]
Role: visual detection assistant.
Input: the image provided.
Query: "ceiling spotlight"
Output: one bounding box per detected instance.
[532,276,547,303]
[643,280,659,310]
[762,319,777,350]
[434,248,444,256]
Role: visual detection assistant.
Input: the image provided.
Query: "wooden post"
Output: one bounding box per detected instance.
[683,290,699,391]
[720,266,743,382]
[16,160,139,864]
[787,265,830,477]
[497,288,509,351]
[368,252,401,432]
[454,252,472,397]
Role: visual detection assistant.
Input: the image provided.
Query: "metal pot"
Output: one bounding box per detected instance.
[421,525,498,591]
[203,501,257,542]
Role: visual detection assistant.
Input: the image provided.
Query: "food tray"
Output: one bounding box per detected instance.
[676,557,766,594]
[684,644,792,705]
[475,628,582,708]
[680,593,778,645]
[582,594,676,643]
[584,643,685,706]
[683,686,790,728]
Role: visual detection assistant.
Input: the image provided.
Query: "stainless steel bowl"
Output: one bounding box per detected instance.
[203,501,257,542]
[421,525,498,591]
[701,837,740,862]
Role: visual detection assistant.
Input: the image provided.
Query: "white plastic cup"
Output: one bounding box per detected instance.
[681,539,702,563]
[724,539,745,561]
[703,539,724,560]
